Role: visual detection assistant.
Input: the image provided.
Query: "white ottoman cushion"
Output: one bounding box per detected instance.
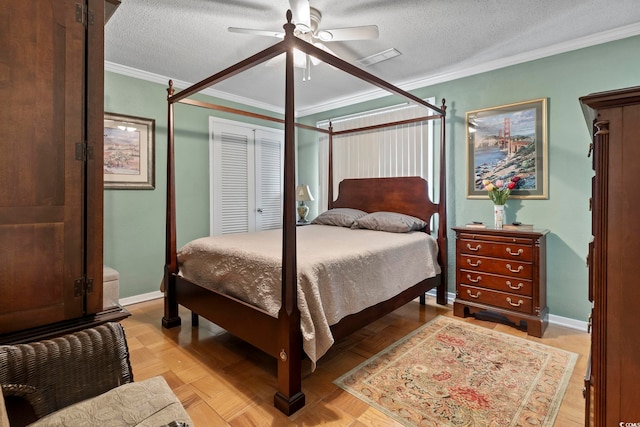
[103,266,120,309]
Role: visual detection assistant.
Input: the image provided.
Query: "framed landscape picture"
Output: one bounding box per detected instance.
[103,113,155,190]
[466,98,548,199]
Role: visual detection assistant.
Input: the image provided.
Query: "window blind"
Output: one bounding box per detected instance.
[317,98,436,212]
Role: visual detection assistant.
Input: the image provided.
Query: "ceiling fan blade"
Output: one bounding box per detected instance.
[319,25,379,41]
[228,27,284,38]
[289,0,311,31]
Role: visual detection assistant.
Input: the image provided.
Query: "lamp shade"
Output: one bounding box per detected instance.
[295,185,314,202]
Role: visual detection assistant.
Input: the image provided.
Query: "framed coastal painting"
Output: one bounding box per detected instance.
[103,113,155,190]
[466,98,548,199]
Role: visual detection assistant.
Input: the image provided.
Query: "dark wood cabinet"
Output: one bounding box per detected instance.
[0,0,118,336]
[452,227,549,337]
[580,86,640,427]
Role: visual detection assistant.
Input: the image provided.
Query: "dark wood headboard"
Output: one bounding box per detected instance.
[329,177,439,228]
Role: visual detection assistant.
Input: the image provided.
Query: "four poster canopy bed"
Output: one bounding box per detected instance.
[162,11,448,415]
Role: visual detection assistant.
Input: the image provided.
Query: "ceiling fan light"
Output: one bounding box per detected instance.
[293,49,307,68]
[296,23,311,33]
[317,30,333,41]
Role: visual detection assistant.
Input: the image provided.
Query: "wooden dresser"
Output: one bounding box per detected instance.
[452,227,549,337]
[580,87,640,427]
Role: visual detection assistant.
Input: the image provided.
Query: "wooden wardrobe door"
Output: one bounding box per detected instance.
[615,102,640,424]
[0,0,86,333]
[581,87,640,426]
[85,0,106,318]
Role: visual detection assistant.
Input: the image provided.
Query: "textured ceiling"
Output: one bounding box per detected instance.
[105,0,640,115]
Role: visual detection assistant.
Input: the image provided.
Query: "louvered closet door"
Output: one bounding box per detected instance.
[210,119,283,235]
[212,125,253,235]
[255,130,284,230]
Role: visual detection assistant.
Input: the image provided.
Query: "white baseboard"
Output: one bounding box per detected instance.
[425,289,588,332]
[119,290,163,307]
[547,314,588,332]
[120,289,587,333]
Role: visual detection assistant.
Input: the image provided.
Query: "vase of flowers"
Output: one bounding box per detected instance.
[482,176,521,229]
[494,204,506,229]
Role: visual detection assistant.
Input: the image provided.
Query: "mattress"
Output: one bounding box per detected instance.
[177,224,440,367]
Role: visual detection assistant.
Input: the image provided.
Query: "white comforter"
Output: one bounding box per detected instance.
[177,224,440,367]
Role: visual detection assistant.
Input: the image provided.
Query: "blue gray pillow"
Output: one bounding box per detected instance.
[311,208,368,228]
[353,211,427,233]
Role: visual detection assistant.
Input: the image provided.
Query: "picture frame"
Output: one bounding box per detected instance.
[466,98,548,199]
[103,112,155,190]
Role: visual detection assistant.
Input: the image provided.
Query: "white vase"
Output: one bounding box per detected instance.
[494,204,506,229]
[297,202,309,223]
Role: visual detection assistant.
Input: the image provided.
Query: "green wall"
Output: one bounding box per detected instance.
[299,35,640,322]
[104,73,282,298]
[105,35,640,322]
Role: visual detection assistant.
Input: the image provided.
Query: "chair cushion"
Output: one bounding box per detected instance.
[28,376,192,427]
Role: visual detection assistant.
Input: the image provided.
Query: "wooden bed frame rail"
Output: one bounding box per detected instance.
[162,11,447,415]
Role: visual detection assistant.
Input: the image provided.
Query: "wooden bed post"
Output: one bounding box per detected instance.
[274,10,305,416]
[327,122,334,208]
[163,80,181,328]
[155,15,450,415]
[436,99,448,306]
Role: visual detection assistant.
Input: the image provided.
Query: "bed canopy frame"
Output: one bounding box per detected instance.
[162,11,448,415]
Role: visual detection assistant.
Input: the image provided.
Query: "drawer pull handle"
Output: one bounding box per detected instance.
[467,274,482,283]
[506,281,523,290]
[506,297,524,307]
[506,247,523,256]
[506,264,523,273]
[467,290,482,299]
[467,243,481,251]
[466,259,482,267]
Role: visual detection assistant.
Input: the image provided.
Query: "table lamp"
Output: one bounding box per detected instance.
[295,184,314,223]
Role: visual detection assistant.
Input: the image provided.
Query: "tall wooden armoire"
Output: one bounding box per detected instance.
[0,0,121,339]
[580,87,640,427]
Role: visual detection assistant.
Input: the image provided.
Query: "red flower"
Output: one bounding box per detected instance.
[481,174,521,205]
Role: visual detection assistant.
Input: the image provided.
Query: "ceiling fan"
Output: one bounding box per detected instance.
[228,0,379,80]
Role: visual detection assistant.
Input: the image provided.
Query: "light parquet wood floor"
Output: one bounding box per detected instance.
[121,297,589,426]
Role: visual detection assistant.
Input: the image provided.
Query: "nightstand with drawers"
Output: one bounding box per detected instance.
[452,226,549,337]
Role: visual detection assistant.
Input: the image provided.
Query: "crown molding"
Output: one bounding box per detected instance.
[400,22,640,93]
[104,61,285,114]
[296,22,640,117]
[106,23,640,118]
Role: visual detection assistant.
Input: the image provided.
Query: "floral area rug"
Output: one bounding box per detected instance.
[334,316,577,427]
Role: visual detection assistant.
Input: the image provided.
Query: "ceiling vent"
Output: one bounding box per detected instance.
[356,48,402,67]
